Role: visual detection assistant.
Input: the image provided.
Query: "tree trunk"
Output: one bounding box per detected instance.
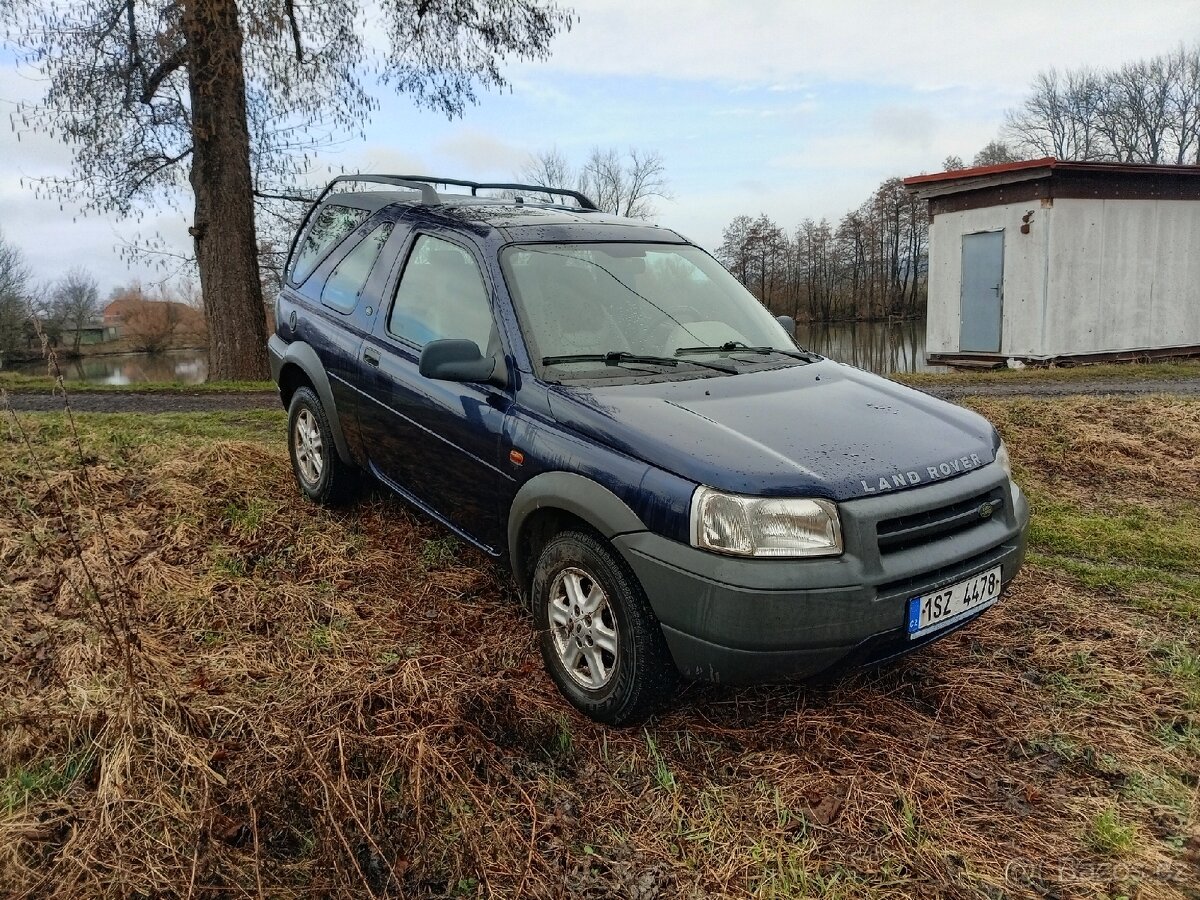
[183,0,269,381]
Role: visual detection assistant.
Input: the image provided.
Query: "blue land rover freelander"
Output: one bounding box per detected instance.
[269,175,1029,725]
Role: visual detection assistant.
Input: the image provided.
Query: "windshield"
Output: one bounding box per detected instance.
[500,243,798,376]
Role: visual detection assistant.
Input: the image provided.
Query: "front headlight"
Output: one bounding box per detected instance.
[689,487,842,558]
[994,439,1012,479]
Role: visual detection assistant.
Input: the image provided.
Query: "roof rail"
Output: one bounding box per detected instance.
[322,174,441,205]
[314,173,598,211]
[392,175,599,211]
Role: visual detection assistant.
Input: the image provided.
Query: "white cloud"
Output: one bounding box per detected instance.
[529,0,1200,92]
[432,129,530,178]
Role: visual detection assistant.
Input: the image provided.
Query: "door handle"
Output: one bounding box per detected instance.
[363,346,380,367]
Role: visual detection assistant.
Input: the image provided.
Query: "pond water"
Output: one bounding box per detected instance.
[795,319,943,374]
[8,348,209,384]
[4,321,939,384]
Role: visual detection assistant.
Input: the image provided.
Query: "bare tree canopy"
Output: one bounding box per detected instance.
[716,177,928,324]
[3,0,576,379]
[971,140,1018,167]
[0,229,34,356]
[1005,45,1200,164]
[519,146,671,220]
[50,268,102,355]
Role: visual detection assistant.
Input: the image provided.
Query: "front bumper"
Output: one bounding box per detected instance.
[613,464,1029,684]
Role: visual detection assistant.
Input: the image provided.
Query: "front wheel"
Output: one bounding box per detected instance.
[531,530,677,725]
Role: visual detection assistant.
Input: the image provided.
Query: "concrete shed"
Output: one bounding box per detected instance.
[904,158,1200,365]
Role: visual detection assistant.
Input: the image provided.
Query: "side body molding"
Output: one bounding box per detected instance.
[507,471,647,571]
[271,335,355,464]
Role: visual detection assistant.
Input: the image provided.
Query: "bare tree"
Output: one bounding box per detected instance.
[0,230,34,357]
[1004,46,1200,164]
[581,147,671,219]
[972,140,1018,167]
[518,146,671,220]
[519,148,578,199]
[716,174,929,324]
[717,215,756,287]
[1166,46,1200,163]
[3,0,575,380]
[50,268,101,355]
[942,155,965,171]
[1005,68,1106,160]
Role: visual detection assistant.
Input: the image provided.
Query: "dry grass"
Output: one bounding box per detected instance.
[1,396,1198,898]
[896,358,1200,387]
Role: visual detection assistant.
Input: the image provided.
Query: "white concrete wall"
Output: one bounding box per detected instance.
[1044,198,1200,356]
[929,195,1200,358]
[926,202,1048,356]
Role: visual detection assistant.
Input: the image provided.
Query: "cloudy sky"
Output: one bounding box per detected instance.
[2,0,1198,293]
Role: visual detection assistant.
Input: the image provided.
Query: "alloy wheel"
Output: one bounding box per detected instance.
[293,407,324,486]
[548,566,620,689]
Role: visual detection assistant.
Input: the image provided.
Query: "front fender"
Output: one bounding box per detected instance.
[507,471,648,580]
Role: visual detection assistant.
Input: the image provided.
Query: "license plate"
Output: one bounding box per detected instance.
[907,565,1002,639]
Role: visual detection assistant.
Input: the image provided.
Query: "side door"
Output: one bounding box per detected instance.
[356,229,513,554]
[959,230,1005,353]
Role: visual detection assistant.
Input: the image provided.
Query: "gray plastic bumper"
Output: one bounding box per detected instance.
[613,465,1029,684]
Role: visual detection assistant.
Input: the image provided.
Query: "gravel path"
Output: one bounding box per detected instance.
[2,378,1198,414]
[2,390,281,413]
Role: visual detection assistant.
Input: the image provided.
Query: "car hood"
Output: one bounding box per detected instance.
[546,360,998,501]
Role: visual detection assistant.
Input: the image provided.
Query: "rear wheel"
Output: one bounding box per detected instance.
[532,530,676,725]
[287,386,357,506]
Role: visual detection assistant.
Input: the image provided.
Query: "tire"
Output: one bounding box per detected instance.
[287,386,357,506]
[531,530,677,725]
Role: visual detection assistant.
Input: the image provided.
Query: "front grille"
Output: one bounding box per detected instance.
[876,488,1005,555]
[875,544,1010,602]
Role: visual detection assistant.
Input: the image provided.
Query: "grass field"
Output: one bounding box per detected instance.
[1,395,1197,898]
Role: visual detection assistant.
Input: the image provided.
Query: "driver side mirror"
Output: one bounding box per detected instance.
[775,314,796,335]
[418,339,497,383]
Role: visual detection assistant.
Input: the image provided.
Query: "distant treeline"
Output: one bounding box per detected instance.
[717,177,928,324]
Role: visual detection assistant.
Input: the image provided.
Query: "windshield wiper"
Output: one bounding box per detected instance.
[542,351,738,374]
[675,342,819,362]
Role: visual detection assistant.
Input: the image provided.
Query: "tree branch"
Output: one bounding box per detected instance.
[141,47,186,105]
[128,146,192,194]
[253,189,314,204]
[284,0,304,63]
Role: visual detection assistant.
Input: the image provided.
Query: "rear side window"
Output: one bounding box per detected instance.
[290,204,369,284]
[320,223,393,314]
[388,235,495,351]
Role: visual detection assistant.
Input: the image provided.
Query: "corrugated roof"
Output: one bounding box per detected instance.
[904,157,1200,187]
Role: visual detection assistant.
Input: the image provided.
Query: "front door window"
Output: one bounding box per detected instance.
[388,235,495,352]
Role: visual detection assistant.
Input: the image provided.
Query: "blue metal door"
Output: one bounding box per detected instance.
[960,231,1004,353]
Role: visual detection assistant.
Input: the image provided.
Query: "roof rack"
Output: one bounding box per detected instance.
[314,173,599,211]
[284,173,600,279]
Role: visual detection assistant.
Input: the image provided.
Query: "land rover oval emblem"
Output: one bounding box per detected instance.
[978,502,995,519]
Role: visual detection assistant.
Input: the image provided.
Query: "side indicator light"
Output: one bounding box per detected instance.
[509,449,525,466]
